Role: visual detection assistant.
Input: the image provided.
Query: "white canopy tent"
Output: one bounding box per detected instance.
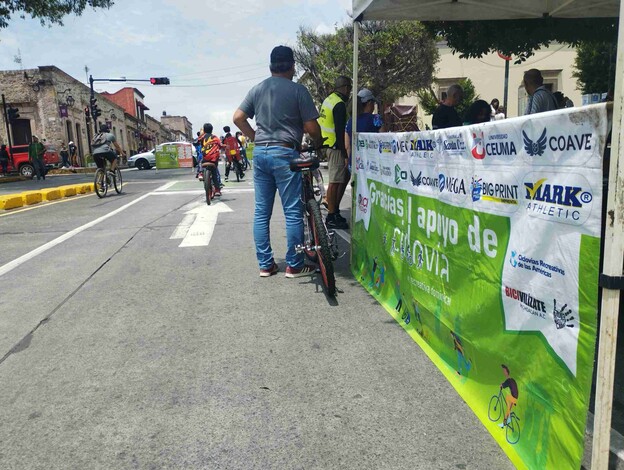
[350,1,624,468]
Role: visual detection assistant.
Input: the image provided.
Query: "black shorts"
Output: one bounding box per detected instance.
[93,151,117,169]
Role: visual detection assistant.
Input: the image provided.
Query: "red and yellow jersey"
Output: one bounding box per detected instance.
[222,134,240,161]
[200,133,221,162]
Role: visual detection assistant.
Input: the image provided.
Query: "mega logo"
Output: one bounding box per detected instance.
[357,193,369,214]
[439,173,466,195]
[471,175,518,204]
[504,286,547,319]
[410,170,438,189]
[394,164,407,184]
[522,127,593,156]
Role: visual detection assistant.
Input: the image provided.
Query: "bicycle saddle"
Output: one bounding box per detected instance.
[290,156,320,172]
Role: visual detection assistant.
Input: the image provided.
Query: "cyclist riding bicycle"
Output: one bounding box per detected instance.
[199,123,222,197]
[92,123,122,173]
[222,126,244,181]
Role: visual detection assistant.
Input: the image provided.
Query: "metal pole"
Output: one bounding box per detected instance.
[591,0,624,467]
[503,59,510,114]
[350,20,360,268]
[2,94,14,165]
[89,75,97,136]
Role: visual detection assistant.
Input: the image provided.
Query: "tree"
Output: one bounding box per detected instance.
[0,0,114,29]
[295,21,439,106]
[416,78,479,120]
[423,18,618,63]
[573,41,617,95]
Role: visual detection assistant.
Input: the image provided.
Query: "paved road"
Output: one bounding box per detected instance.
[0,166,513,469]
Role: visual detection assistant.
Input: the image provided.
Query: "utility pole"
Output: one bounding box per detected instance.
[2,94,14,163]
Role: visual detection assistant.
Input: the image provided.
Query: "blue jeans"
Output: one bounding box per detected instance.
[253,146,303,269]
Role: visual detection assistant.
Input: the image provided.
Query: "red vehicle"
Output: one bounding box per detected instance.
[6,143,60,178]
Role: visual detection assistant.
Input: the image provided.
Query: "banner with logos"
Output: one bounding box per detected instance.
[155,144,180,169]
[351,104,607,469]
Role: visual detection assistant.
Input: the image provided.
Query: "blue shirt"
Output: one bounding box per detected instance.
[346,113,382,140]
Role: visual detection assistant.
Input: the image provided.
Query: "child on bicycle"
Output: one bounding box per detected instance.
[222,126,244,181]
[199,123,222,197]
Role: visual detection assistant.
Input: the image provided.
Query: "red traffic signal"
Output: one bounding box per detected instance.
[150,77,170,85]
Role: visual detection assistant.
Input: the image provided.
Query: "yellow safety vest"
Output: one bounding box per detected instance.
[318,92,344,147]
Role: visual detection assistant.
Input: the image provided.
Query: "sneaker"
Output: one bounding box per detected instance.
[214,191,221,197]
[326,214,349,230]
[335,212,348,223]
[321,198,329,209]
[198,174,204,181]
[259,262,279,277]
[285,265,316,278]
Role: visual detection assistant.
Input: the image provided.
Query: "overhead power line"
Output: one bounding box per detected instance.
[123,75,266,88]
[168,62,266,78]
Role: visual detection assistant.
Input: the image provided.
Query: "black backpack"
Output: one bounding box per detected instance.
[92,132,107,148]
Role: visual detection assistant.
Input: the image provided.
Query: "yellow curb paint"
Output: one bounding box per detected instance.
[21,191,43,205]
[0,193,93,216]
[59,186,77,197]
[0,195,24,210]
[41,188,62,201]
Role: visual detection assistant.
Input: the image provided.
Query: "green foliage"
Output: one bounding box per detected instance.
[423,18,618,63]
[295,20,439,106]
[573,41,617,94]
[0,0,114,28]
[416,78,479,119]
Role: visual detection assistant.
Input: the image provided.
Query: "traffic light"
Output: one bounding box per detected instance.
[150,77,170,85]
[90,97,101,119]
[7,107,20,122]
[84,106,91,121]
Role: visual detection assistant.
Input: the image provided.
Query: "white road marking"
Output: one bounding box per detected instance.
[0,193,151,277]
[334,228,351,244]
[0,181,175,278]
[177,202,233,248]
[169,214,196,239]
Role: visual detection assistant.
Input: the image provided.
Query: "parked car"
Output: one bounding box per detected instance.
[127,149,156,170]
[6,143,60,178]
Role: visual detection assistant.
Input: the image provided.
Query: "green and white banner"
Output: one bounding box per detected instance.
[155,144,180,169]
[351,104,608,469]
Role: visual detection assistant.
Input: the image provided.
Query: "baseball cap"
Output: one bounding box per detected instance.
[334,75,352,90]
[270,45,294,64]
[358,88,378,103]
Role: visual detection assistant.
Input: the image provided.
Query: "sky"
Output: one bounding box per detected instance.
[0,0,352,136]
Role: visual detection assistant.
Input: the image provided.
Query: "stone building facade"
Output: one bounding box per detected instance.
[0,66,188,163]
[161,114,193,142]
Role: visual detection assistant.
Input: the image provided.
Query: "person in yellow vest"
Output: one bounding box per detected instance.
[319,75,352,230]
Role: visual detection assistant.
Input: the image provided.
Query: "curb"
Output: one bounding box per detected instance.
[0,176,26,184]
[0,183,95,210]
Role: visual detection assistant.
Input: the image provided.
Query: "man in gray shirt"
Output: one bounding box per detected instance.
[524,69,558,115]
[233,45,323,278]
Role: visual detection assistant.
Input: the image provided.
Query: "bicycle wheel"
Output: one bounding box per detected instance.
[113,167,123,194]
[94,168,107,198]
[308,198,336,296]
[488,394,502,422]
[506,414,521,444]
[203,168,212,205]
[235,161,241,182]
[303,207,318,263]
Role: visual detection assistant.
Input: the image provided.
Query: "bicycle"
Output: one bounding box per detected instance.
[290,147,339,297]
[488,388,521,444]
[201,161,219,205]
[94,159,122,198]
[225,157,244,182]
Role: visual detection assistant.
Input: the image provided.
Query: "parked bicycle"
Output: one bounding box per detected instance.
[488,388,521,444]
[94,160,122,198]
[290,147,339,296]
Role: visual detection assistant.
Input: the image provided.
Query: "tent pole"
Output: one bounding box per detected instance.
[350,19,360,268]
[591,0,624,467]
